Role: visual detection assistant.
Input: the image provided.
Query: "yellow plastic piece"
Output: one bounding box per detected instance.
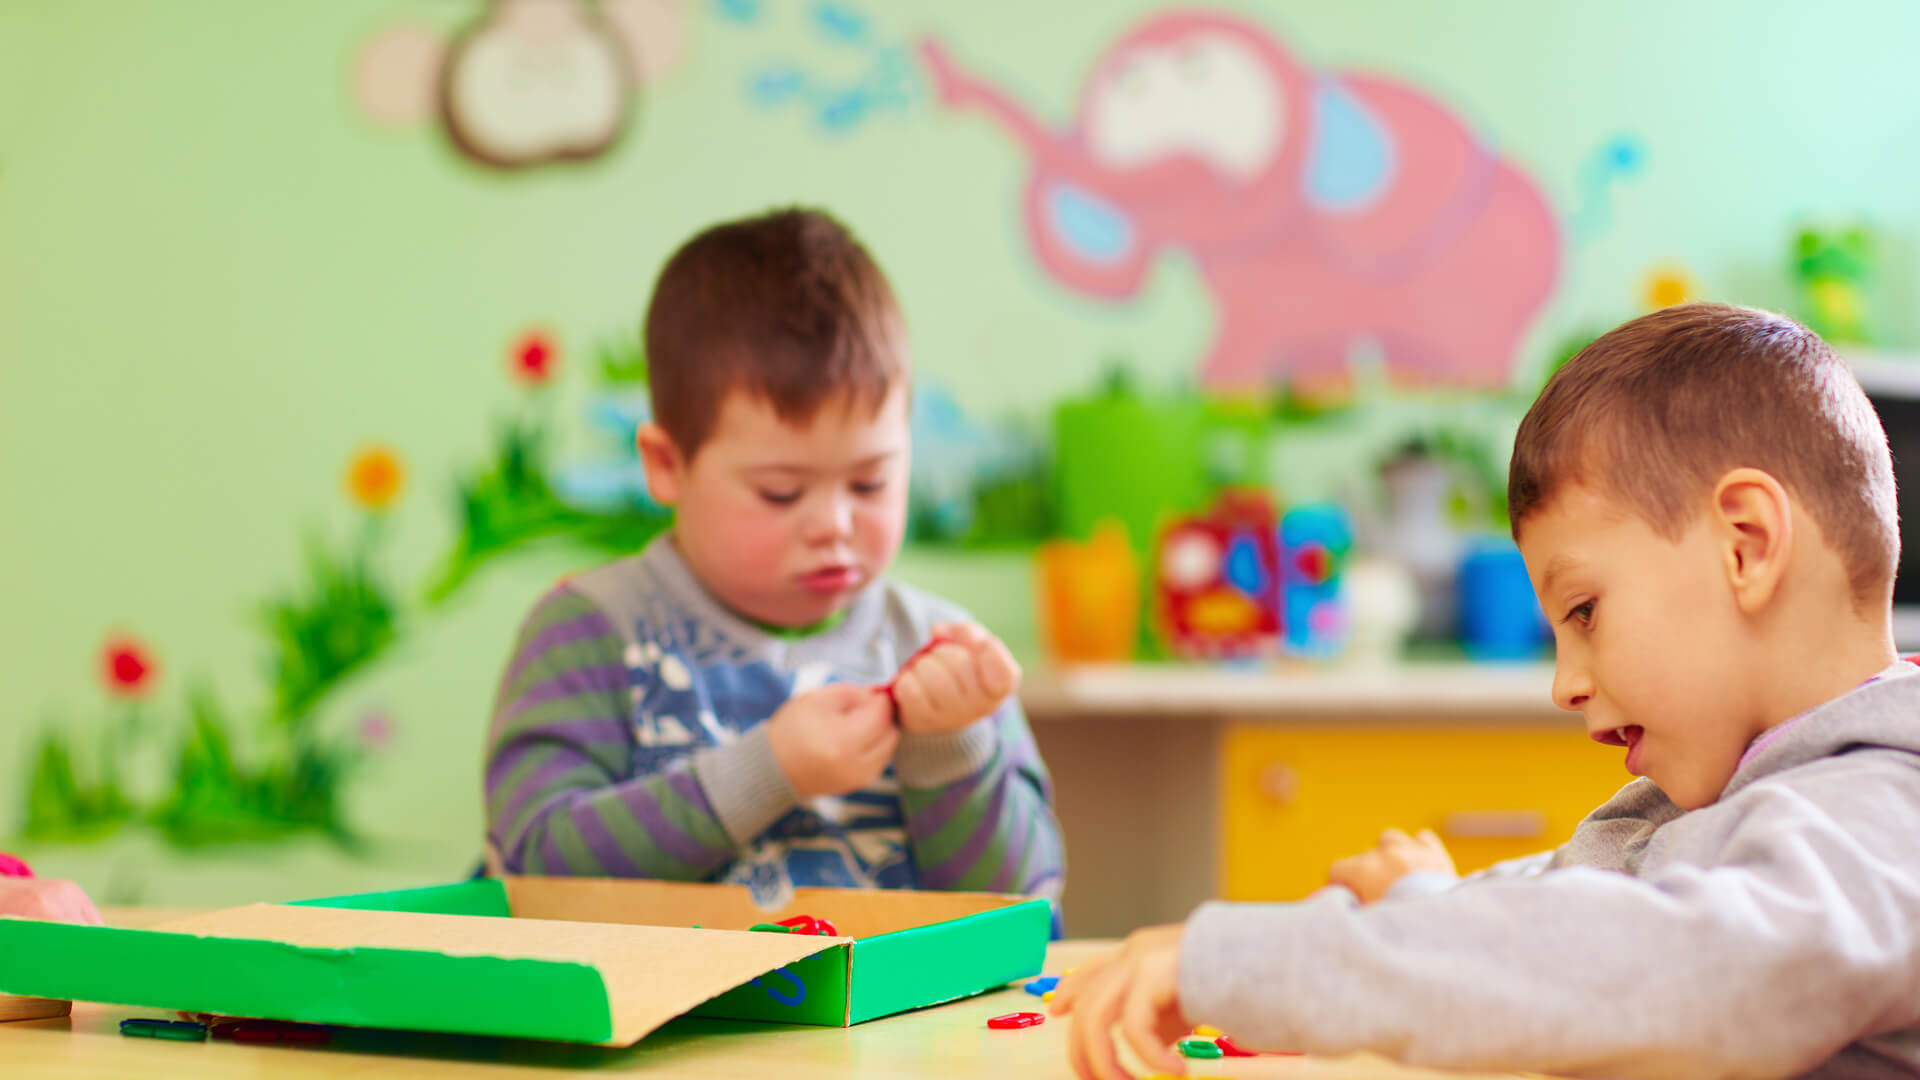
[1191,1024,1224,1038]
[1220,723,1628,901]
[1042,991,1055,1003]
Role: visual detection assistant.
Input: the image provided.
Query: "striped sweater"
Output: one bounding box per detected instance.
[483,536,1064,912]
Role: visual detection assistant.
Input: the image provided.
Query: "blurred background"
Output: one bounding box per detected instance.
[5,0,1919,933]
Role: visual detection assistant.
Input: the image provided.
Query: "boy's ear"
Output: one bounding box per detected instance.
[1712,467,1794,615]
[636,423,686,506]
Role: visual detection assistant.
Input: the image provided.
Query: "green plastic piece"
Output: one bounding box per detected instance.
[120,1018,207,1041]
[1178,1037,1224,1059]
[749,923,793,933]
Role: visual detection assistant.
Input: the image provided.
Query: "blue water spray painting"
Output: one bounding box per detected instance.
[715,0,921,134]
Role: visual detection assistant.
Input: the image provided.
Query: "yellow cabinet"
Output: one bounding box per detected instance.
[1220,723,1630,901]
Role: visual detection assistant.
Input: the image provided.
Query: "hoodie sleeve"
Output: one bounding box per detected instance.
[1179,757,1920,1080]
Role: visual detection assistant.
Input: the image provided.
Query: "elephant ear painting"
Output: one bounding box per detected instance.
[921,9,1560,394]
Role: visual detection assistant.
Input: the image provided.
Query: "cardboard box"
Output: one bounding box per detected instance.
[0,876,1051,1046]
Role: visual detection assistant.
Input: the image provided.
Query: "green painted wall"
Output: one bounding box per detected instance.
[4,0,1918,901]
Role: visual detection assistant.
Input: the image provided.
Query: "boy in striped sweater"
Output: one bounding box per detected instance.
[482,208,1064,914]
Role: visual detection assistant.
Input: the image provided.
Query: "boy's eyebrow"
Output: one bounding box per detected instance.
[1540,553,1578,594]
[742,450,902,475]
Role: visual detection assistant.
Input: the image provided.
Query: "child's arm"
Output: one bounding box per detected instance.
[891,624,1065,898]
[486,587,755,878]
[1169,798,1920,1077]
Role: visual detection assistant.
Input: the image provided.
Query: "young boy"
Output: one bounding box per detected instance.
[1055,304,1920,1079]
[482,208,1063,912]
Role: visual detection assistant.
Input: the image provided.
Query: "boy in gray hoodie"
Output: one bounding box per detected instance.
[1054,303,1920,1080]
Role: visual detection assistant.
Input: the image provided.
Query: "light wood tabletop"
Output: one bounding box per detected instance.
[0,910,1541,1079]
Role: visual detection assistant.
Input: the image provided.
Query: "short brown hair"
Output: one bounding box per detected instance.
[644,207,904,458]
[1509,303,1897,603]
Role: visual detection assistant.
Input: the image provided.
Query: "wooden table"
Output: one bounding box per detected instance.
[0,913,1535,1079]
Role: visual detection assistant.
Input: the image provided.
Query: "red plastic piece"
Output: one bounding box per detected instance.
[220,1021,331,1046]
[0,852,32,878]
[987,1011,1046,1030]
[1215,1034,1257,1057]
[774,914,839,936]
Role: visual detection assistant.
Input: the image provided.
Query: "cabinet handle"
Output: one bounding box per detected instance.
[1440,809,1547,839]
[1258,763,1299,805]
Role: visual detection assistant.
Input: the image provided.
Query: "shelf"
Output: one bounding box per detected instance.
[1020,661,1562,721]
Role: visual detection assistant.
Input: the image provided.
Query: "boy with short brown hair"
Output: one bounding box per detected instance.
[483,208,1063,911]
[1058,304,1920,1079]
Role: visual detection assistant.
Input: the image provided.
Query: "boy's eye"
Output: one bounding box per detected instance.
[1565,600,1595,625]
[758,489,802,506]
[851,480,888,496]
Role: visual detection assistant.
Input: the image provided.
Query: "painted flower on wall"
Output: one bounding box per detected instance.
[100,635,157,699]
[511,329,559,385]
[345,445,407,510]
[1643,265,1695,310]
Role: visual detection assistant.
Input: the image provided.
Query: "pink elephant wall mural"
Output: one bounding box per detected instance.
[920,10,1561,393]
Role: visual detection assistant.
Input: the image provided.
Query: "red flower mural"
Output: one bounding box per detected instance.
[510,329,559,385]
[100,635,157,698]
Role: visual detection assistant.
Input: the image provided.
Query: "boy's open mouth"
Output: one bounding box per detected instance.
[1591,724,1646,774]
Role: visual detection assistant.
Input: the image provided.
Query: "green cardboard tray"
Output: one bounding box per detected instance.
[0,876,1051,1045]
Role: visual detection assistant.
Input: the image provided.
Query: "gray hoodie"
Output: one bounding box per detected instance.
[1180,667,1920,1079]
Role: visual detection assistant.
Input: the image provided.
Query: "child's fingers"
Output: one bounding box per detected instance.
[1120,977,1184,1079]
[1327,852,1368,885]
[1067,969,1122,1080]
[1416,828,1443,847]
[1050,953,1107,1017]
[932,621,987,648]
[848,693,897,742]
[892,672,937,729]
[915,646,972,706]
[973,633,1021,700]
[1380,827,1412,848]
[859,724,900,772]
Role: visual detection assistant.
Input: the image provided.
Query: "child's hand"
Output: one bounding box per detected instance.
[767,684,899,799]
[1327,827,1458,904]
[891,623,1022,736]
[0,877,104,926]
[1050,923,1189,1080]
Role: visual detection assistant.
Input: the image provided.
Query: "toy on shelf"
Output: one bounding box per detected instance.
[1036,520,1139,664]
[1458,536,1549,661]
[1794,225,1874,346]
[1279,502,1353,658]
[1155,490,1283,659]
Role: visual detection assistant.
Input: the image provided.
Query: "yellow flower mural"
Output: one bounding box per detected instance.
[1643,265,1695,310]
[345,445,406,510]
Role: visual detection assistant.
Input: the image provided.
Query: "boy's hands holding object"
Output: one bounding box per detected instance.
[1050,923,1190,1080]
[767,684,899,799]
[1327,827,1458,903]
[889,622,1022,735]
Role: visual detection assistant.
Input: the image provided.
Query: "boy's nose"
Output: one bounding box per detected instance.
[1551,660,1592,712]
[805,495,854,541]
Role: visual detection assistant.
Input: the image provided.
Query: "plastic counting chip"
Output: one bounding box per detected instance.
[1177,1037,1224,1059]
[119,1018,207,1042]
[1214,1034,1257,1057]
